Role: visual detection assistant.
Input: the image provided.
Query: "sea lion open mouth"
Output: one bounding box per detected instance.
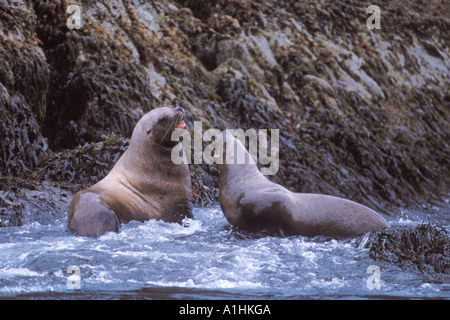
[158,111,187,147]
[174,114,187,130]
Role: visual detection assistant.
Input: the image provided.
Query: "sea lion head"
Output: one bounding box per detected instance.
[131,106,187,153]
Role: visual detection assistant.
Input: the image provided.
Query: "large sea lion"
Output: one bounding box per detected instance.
[218,131,389,237]
[68,107,193,237]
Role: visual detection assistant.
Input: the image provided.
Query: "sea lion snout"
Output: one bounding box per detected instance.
[174,108,187,130]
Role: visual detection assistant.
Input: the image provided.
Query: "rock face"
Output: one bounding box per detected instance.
[363,223,450,282]
[0,0,449,211]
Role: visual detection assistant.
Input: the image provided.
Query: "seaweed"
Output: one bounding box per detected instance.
[364,223,450,282]
[34,133,129,187]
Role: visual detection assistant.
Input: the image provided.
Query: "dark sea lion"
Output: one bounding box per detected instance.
[218,131,389,237]
[68,107,192,237]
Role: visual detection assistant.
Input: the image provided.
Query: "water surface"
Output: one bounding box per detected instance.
[0,206,448,299]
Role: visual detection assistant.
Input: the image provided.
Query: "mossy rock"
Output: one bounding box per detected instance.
[1,0,449,213]
[363,223,450,282]
[34,133,129,187]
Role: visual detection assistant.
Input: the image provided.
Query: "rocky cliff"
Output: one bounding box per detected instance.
[1,0,449,212]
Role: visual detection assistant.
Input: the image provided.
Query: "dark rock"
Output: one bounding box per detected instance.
[362,223,450,282]
[0,0,449,214]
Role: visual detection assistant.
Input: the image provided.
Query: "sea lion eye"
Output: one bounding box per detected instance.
[146,128,151,134]
[159,116,169,123]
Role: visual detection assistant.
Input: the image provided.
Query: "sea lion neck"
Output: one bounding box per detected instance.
[219,162,261,185]
[120,139,173,171]
[219,134,261,179]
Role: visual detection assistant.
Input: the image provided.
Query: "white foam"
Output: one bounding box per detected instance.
[145,279,197,288]
[0,267,42,278]
[206,279,264,289]
[309,277,347,289]
[0,206,448,298]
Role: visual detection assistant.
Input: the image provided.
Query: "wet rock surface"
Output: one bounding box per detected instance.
[1,0,448,209]
[0,176,73,227]
[363,223,450,282]
[0,0,449,282]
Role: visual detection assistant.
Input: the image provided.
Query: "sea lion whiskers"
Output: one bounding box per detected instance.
[159,114,180,146]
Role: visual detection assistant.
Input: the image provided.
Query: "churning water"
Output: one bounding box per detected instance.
[0,206,448,299]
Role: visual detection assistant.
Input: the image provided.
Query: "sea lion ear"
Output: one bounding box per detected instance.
[146,128,151,134]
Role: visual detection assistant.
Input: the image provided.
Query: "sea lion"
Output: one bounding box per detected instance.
[218,131,389,237]
[68,107,193,237]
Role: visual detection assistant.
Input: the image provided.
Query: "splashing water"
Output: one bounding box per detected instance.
[0,206,448,299]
